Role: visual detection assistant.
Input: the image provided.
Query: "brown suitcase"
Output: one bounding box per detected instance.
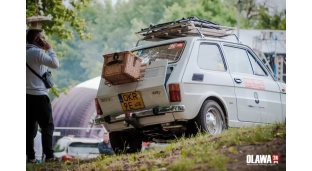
[102,51,142,85]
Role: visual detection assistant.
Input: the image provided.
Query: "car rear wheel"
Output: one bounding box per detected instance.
[109,131,128,154]
[109,131,142,154]
[194,100,226,135]
[127,135,142,153]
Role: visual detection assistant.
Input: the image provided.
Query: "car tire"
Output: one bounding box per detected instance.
[109,131,128,154]
[126,133,142,154]
[109,131,142,154]
[194,100,226,135]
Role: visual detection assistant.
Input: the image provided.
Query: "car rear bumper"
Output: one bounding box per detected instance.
[93,105,185,130]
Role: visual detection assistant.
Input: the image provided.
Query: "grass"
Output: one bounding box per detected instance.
[26,122,286,171]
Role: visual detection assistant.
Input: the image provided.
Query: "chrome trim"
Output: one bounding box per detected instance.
[157,105,185,113]
[93,105,185,125]
[162,125,183,129]
[93,116,106,125]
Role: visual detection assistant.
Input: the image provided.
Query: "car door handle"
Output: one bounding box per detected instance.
[234,78,242,83]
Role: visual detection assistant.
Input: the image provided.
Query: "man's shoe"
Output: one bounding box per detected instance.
[27,159,38,164]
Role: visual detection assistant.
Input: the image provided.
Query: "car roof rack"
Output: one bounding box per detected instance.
[135,16,240,46]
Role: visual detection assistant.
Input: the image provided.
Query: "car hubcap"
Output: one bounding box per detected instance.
[205,107,222,134]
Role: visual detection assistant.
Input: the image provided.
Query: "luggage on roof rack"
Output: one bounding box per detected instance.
[135,16,237,42]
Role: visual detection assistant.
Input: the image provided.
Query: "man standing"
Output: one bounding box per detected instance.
[98,133,114,155]
[26,29,59,163]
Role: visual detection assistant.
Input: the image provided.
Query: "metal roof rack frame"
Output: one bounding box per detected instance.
[135,17,240,46]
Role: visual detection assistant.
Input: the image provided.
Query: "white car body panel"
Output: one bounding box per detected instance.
[177,40,236,122]
[276,81,286,120]
[97,60,169,116]
[95,37,286,132]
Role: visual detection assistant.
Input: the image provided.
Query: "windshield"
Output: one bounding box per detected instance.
[67,142,100,154]
[53,138,71,152]
[133,42,185,63]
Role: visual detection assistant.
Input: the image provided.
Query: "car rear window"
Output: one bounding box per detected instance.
[133,42,185,63]
[67,142,99,154]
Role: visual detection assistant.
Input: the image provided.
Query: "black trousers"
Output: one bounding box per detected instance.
[26,94,54,159]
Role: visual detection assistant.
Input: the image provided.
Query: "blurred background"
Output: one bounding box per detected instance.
[26,0,286,147]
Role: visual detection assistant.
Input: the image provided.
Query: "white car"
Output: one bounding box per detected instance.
[94,18,286,153]
[53,137,102,161]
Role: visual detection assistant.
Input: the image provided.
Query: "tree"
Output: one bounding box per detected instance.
[256,8,286,30]
[60,0,180,80]
[159,0,237,26]
[229,0,286,30]
[26,0,92,40]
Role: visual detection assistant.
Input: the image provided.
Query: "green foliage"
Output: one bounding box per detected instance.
[26,0,92,40]
[160,0,237,26]
[49,85,68,99]
[64,160,73,165]
[256,8,286,30]
[128,154,139,162]
[228,0,286,29]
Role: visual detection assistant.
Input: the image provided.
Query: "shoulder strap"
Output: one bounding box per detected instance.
[26,63,44,81]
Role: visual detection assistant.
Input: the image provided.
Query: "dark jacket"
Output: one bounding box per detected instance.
[98,141,114,155]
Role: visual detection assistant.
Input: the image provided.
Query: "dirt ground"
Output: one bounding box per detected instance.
[30,138,286,171]
[196,138,286,171]
[100,138,286,171]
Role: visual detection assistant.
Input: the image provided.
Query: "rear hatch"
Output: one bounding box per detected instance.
[97,42,185,117]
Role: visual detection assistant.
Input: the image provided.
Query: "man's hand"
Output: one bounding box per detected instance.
[42,39,52,51]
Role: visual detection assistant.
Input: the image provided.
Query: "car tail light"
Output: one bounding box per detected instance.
[61,155,75,161]
[169,84,181,102]
[95,98,103,115]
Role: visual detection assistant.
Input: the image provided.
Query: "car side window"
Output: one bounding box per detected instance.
[247,51,267,76]
[223,46,253,75]
[197,43,226,71]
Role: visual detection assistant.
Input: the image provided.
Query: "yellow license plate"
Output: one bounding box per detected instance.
[118,92,145,111]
